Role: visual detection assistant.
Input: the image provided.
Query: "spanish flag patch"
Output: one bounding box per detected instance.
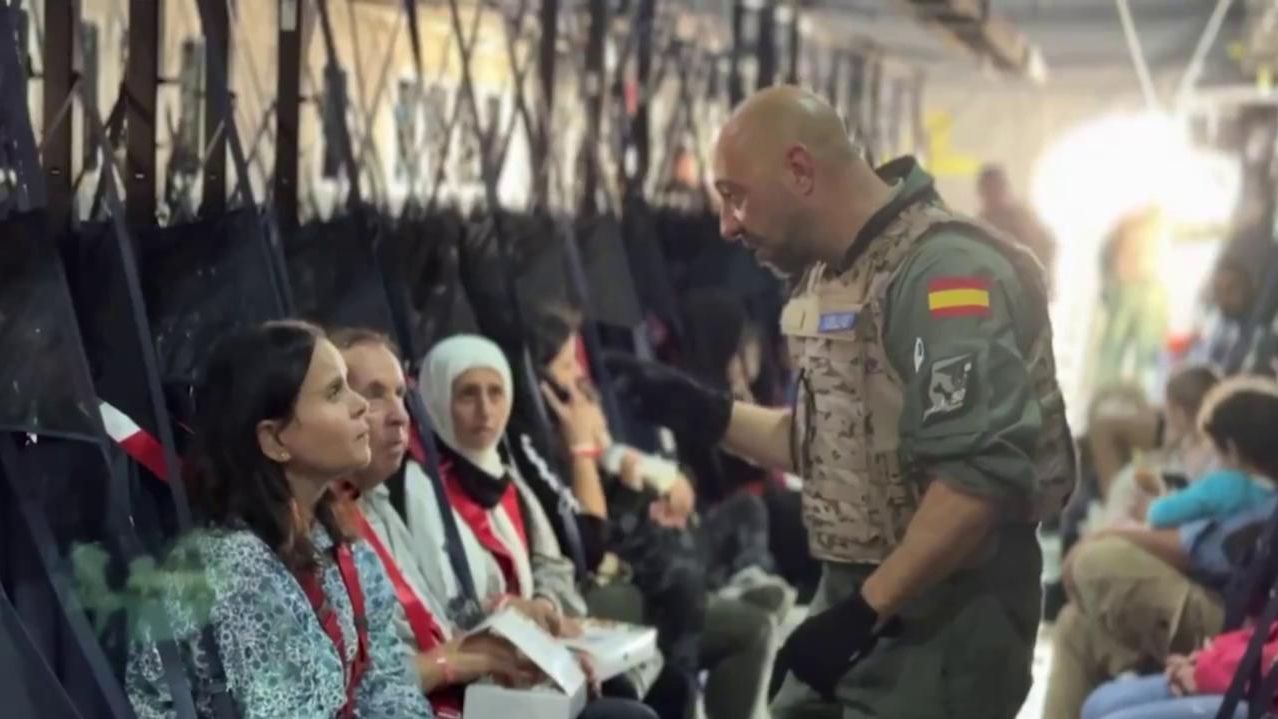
[927,277,991,318]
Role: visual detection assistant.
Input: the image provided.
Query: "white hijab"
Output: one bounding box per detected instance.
[418,335,513,478]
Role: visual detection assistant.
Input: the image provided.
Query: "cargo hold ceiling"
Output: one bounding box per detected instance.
[808,0,1241,87]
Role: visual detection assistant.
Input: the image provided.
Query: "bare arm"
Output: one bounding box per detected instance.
[1089,411,1160,499]
[568,455,607,518]
[721,402,795,473]
[861,480,999,616]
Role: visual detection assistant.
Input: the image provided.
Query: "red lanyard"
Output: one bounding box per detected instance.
[352,511,464,717]
[294,544,369,719]
[352,509,447,652]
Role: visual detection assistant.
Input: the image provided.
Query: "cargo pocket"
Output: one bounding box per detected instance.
[939,592,1034,719]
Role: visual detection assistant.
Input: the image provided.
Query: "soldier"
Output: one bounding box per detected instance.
[606,86,1076,718]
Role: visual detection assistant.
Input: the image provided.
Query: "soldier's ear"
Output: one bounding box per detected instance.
[783,145,816,196]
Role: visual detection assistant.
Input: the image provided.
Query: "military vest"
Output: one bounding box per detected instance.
[780,199,1076,565]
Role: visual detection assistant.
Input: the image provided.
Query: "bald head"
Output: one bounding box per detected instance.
[719,86,860,172]
[711,86,886,277]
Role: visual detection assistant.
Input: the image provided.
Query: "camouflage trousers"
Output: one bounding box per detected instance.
[772,524,1042,719]
[1042,536,1224,719]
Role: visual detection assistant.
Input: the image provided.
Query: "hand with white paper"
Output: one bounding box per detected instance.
[417,634,542,692]
[499,595,584,639]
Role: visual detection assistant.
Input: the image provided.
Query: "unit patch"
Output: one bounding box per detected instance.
[923,353,975,421]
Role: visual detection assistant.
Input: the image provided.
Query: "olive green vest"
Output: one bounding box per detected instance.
[780,200,1076,565]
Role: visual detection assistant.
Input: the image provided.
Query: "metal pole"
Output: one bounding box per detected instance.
[786,3,800,85]
[199,0,228,215]
[1114,0,1161,110]
[534,0,559,207]
[579,0,606,216]
[1174,0,1235,108]
[125,0,160,226]
[276,0,303,230]
[630,0,655,192]
[729,0,744,106]
[756,2,776,89]
[43,0,75,230]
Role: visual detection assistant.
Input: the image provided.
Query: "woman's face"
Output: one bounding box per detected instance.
[271,339,371,481]
[547,334,583,390]
[450,367,510,452]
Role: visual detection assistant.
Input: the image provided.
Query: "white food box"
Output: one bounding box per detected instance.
[462,609,588,719]
[560,619,659,682]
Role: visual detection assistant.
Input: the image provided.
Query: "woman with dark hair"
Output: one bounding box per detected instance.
[525,306,781,719]
[126,320,431,718]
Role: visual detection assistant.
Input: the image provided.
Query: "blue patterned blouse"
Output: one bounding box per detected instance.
[126,525,433,718]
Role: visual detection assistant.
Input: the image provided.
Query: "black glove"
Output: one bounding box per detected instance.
[602,352,732,448]
[779,591,899,699]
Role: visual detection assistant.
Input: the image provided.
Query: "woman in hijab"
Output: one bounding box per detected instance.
[413,335,660,719]
[412,334,579,629]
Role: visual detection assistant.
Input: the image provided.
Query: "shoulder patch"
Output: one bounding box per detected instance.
[923,354,975,422]
[927,276,990,318]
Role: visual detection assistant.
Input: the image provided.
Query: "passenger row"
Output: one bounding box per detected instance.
[122,311,795,719]
[1045,366,1278,719]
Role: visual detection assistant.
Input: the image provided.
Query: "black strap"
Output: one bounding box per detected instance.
[0,580,86,719]
[1218,586,1278,718]
[404,389,478,603]
[387,464,408,522]
[1226,504,1278,631]
[1248,642,1278,719]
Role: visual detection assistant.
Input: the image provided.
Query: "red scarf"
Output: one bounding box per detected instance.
[441,458,528,596]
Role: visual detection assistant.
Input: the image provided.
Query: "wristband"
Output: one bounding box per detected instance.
[434,653,456,685]
[570,443,602,460]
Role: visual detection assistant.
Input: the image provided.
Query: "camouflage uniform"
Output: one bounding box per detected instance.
[771,157,1077,719]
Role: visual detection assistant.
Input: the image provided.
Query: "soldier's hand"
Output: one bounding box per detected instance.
[779,591,899,699]
[602,352,732,448]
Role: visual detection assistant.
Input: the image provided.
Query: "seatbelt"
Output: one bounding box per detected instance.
[1225,503,1278,631]
[1216,584,1278,718]
[0,583,87,719]
[405,389,479,604]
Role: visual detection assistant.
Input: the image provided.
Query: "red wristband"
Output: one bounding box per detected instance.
[570,443,602,460]
[435,653,456,685]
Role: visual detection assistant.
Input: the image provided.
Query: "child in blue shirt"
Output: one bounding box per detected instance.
[1146,468,1275,528]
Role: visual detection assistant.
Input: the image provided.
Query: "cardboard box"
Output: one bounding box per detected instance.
[560,619,658,682]
[463,682,587,719]
[462,608,587,719]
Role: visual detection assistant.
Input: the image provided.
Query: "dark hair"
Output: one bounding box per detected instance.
[528,303,581,369]
[184,320,351,571]
[328,326,402,360]
[1165,365,1219,418]
[1198,376,1278,480]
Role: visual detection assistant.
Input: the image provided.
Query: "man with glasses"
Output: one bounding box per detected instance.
[607,86,1076,719]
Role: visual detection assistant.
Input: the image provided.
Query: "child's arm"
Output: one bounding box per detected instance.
[1146,472,1244,528]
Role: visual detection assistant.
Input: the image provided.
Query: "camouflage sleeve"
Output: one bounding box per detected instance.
[882,231,1042,507]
